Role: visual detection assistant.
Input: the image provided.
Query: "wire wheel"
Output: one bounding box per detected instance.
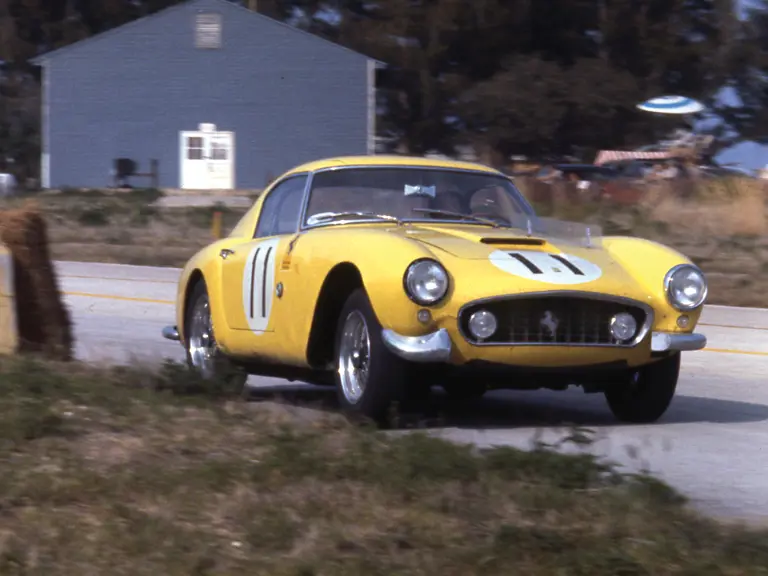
[337,309,371,404]
[187,293,218,379]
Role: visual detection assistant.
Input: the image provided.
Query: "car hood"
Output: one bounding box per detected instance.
[390,223,596,259]
[389,223,639,290]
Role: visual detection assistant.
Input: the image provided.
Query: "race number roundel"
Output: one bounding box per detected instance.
[489,249,602,285]
[242,238,279,332]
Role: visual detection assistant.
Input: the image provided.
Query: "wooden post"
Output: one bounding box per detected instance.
[0,243,18,355]
[211,210,222,239]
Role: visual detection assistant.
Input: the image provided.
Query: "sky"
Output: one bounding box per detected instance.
[716,0,767,171]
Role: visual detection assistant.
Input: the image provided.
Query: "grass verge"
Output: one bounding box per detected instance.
[0,355,767,574]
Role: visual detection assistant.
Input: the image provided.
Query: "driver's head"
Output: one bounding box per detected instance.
[432,186,464,212]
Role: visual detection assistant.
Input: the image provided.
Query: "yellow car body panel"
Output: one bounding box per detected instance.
[170,155,706,374]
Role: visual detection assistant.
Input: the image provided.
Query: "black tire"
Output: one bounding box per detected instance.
[604,352,680,423]
[333,288,427,425]
[184,280,248,393]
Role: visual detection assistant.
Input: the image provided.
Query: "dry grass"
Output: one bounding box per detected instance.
[1,354,768,574]
[3,180,768,306]
[0,188,249,267]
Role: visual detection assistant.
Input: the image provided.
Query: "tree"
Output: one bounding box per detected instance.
[335,0,755,162]
[0,0,763,182]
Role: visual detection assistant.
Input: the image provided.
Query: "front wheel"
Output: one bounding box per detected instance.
[184,280,248,393]
[333,288,427,425]
[604,352,680,423]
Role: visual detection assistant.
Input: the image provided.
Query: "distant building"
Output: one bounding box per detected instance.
[31,0,379,190]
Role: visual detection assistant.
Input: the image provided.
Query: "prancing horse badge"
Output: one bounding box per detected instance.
[540,311,559,337]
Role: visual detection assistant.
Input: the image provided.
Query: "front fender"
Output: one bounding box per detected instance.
[601,236,704,331]
[304,228,448,334]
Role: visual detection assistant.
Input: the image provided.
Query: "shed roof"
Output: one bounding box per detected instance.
[30,0,384,67]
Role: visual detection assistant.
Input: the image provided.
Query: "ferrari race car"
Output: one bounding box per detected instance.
[162,155,708,424]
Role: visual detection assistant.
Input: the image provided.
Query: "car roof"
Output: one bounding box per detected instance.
[281,155,504,177]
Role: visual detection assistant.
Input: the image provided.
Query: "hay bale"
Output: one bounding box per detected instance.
[0,207,73,361]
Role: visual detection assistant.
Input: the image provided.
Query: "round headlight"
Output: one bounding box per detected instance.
[664,264,708,311]
[404,259,449,305]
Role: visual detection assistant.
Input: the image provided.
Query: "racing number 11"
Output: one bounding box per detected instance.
[242,239,279,332]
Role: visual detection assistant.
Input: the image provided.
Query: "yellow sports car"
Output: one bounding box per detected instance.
[162,155,708,424]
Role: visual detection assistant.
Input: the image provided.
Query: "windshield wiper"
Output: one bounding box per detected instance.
[411,208,501,228]
[306,211,401,225]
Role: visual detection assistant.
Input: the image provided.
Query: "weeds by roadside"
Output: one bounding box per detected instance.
[0,355,767,574]
[0,188,247,267]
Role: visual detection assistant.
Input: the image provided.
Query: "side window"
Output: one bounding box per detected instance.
[254,175,308,238]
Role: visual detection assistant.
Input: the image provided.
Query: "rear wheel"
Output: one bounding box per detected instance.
[184,280,248,393]
[604,353,680,423]
[333,288,428,425]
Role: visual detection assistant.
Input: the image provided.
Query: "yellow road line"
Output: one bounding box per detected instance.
[700,322,768,331]
[64,291,174,305]
[62,275,177,285]
[703,348,768,357]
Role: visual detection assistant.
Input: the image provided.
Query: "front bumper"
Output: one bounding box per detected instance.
[381,328,706,363]
[651,331,707,352]
[162,325,180,341]
[381,328,452,362]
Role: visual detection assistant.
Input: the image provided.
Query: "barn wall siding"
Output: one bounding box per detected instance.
[42,0,370,189]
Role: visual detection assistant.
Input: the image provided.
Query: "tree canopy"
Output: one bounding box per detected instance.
[0,0,765,182]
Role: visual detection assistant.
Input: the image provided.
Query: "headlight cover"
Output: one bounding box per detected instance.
[664,264,708,311]
[404,259,449,305]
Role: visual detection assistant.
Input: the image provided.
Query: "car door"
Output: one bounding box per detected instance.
[220,174,307,337]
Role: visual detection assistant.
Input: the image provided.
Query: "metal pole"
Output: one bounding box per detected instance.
[211,211,222,239]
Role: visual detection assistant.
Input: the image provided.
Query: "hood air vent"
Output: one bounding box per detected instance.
[480,237,545,246]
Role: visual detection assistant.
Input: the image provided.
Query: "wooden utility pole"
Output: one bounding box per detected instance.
[247,0,258,11]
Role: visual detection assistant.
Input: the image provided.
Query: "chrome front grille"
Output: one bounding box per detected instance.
[459,294,651,346]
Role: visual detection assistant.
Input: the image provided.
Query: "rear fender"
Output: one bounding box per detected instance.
[175,240,232,346]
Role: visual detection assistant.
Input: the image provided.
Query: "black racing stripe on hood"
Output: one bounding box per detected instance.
[549,254,585,276]
[509,253,543,274]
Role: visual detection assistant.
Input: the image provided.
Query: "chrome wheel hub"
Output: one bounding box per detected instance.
[188,295,218,379]
[338,310,371,404]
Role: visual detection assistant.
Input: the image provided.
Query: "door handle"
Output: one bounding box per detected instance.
[219,248,235,259]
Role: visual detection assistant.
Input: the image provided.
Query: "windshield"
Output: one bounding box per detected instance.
[303,167,536,229]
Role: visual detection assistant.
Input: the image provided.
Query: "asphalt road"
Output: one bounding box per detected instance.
[57,260,768,523]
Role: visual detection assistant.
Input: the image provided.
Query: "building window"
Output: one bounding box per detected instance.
[211,139,228,160]
[195,12,222,49]
[186,136,203,159]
